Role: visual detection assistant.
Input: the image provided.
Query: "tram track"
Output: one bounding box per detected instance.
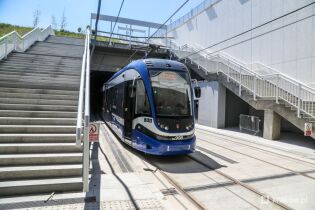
[195,131,315,182]
[97,114,294,209]
[196,128,315,167]
[140,154,208,210]
[99,118,201,209]
[185,154,293,210]
[141,152,292,210]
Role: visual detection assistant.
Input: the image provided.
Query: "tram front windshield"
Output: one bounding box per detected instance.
[149,70,192,117]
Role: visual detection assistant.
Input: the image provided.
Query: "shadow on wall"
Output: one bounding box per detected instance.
[206,7,218,21]
[186,19,194,32]
[239,0,250,4]
[172,30,178,39]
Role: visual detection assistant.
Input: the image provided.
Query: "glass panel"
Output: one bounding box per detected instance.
[150,70,192,117]
[135,80,151,115]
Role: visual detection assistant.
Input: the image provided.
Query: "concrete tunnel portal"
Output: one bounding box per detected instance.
[89,43,204,116]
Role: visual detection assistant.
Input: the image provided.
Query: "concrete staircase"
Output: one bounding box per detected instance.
[169,47,315,139]
[0,36,85,197]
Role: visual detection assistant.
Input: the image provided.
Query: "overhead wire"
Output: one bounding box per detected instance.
[108,0,126,44]
[179,1,315,59]
[123,0,191,65]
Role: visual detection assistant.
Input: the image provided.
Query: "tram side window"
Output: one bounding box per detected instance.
[135,80,150,116]
[107,87,114,111]
[115,83,124,118]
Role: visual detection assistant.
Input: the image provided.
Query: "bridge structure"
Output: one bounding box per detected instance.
[0,0,314,208]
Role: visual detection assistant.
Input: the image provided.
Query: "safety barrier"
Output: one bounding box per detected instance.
[0,26,54,60]
[76,28,91,192]
[168,41,315,120]
[239,114,261,135]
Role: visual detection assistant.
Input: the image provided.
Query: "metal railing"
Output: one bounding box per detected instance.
[239,114,261,135]
[168,41,315,120]
[76,28,91,192]
[0,26,54,60]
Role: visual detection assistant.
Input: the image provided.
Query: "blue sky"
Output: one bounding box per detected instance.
[0,0,204,32]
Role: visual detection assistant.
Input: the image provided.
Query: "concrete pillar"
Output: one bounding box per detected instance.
[263,109,281,140]
[197,81,226,128]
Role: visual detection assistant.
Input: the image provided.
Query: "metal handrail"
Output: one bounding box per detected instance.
[75,28,90,192]
[0,26,54,60]
[83,29,90,192]
[169,41,315,119]
[76,34,88,145]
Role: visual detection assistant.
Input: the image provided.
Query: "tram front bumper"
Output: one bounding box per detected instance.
[132,130,196,155]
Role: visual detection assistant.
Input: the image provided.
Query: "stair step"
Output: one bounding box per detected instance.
[0,87,78,95]
[2,60,81,67]
[7,52,82,58]
[0,143,81,154]
[0,72,80,81]
[0,110,77,118]
[0,153,82,166]
[0,79,79,88]
[0,165,82,180]
[9,52,83,59]
[0,61,80,68]
[0,68,81,77]
[0,63,81,71]
[0,134,76,143]
[0,98,78,106]
[0,117,76,125]
[0,80,79,89]
[5,57,81,64]
[0,92,78,100]
[0,103,77,111]
[0,70,80,78]
[0,74,80,82]
[0,125,76,134]
[0,177,82,196]
[0,81,79,90]
[26,50,83,58]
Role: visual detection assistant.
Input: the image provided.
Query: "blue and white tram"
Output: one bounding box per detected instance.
[102,58,200,155]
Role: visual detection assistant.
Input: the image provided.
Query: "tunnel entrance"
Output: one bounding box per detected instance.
[89,44,169,116]
[90,71,114,116]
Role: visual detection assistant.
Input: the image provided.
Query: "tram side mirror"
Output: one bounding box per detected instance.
[129,85,136,98]
[194,87,201,98]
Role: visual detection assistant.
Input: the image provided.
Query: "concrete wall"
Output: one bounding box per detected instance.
[197,81,226,128]
[225,89,250,127]
[167,0,315,85]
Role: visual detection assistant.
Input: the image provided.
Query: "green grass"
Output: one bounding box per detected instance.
[0,23,120,43]
[0,23,32,37]
[54,30,85,39]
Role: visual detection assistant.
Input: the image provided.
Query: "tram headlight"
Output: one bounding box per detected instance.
[164,126,169,131]
[160,124,165,129]
[186,126,189,130]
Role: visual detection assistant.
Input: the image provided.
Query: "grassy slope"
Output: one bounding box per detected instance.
[0,23,32,37]
[0,23,86,39]
[0,23,120,43]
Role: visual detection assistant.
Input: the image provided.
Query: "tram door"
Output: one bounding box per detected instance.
[124,81,134,140]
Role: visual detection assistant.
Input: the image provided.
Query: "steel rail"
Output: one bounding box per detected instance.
[186,155,293,210]
[196,130,315,178]
[141,155,207,210]
[196,128,315,166]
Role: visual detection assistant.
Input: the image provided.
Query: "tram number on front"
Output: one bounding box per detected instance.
[144,118,152,123]
[172,136,183,140]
